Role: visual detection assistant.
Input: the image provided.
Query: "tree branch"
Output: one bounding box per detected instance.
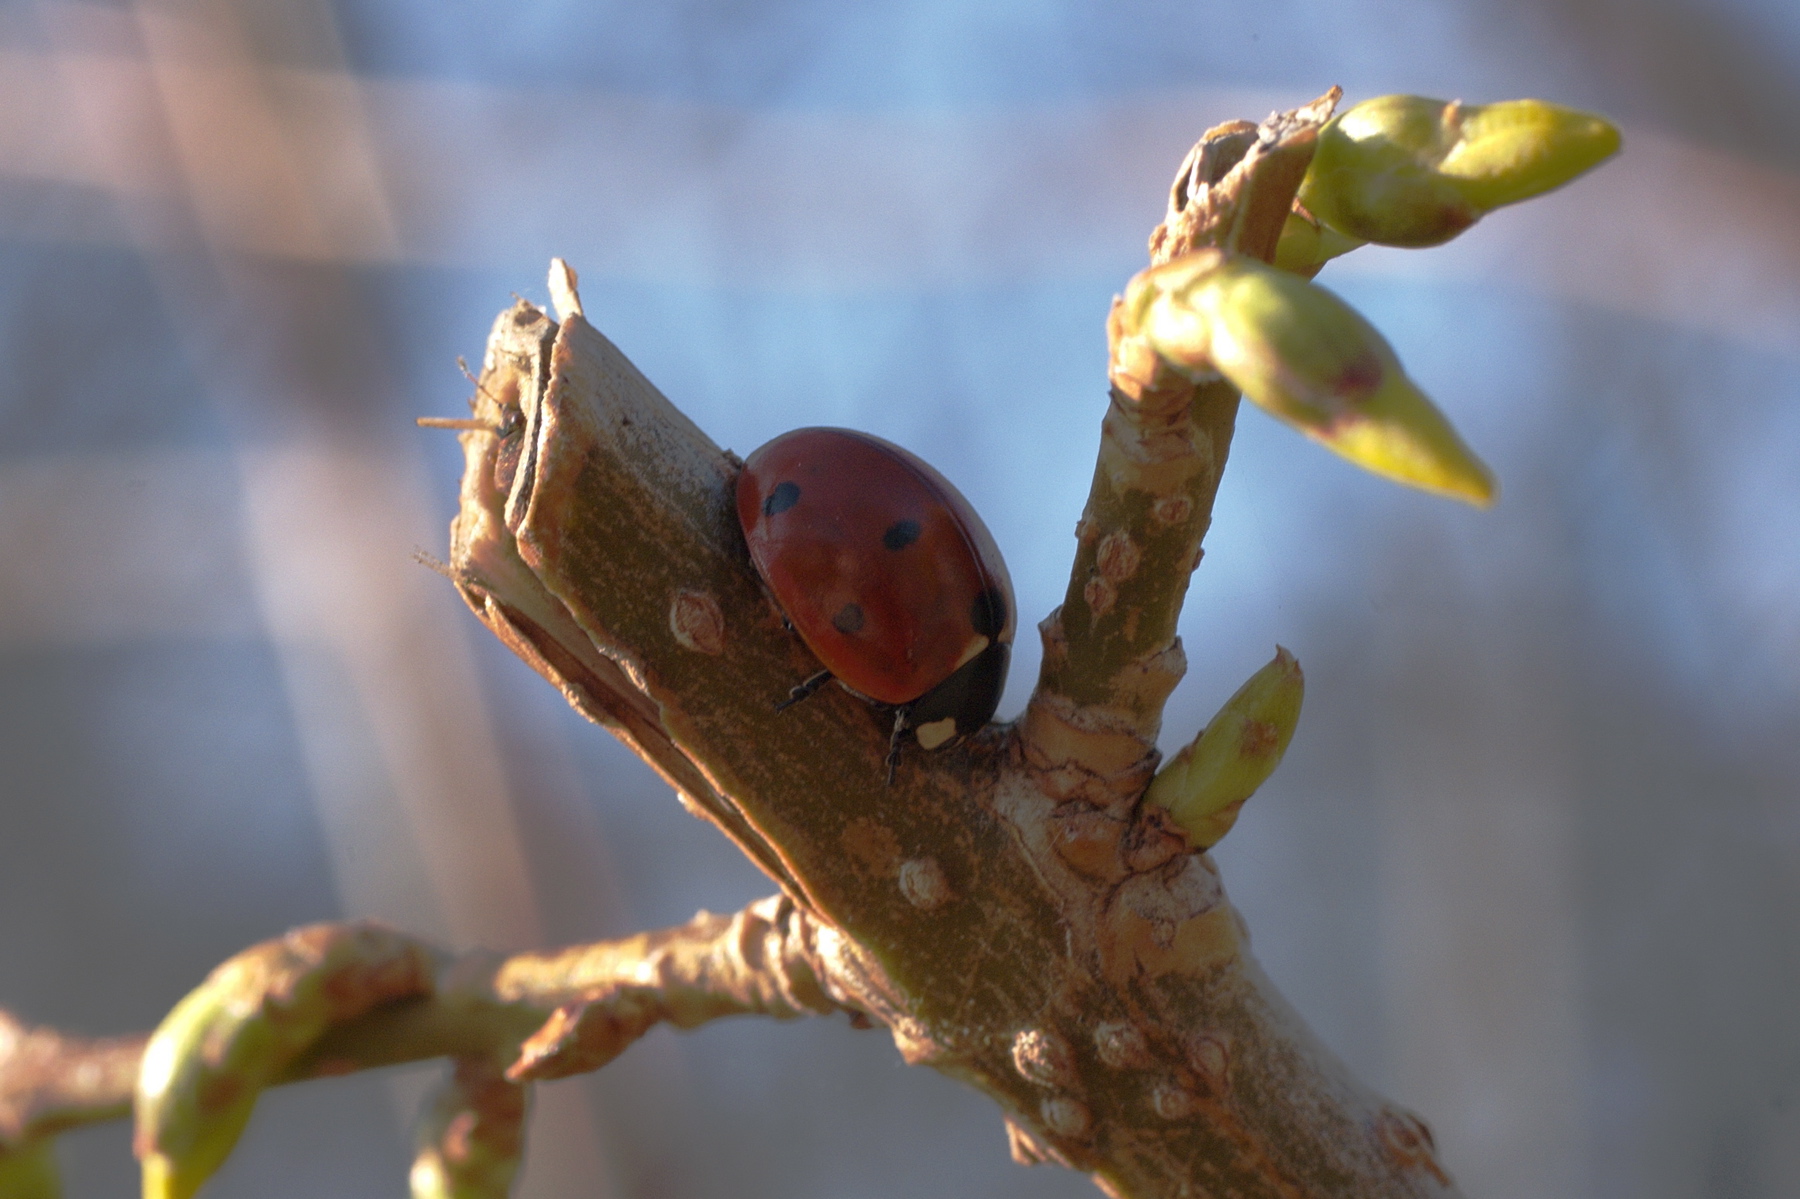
[3,90,1475,1199]
[416,91,1459,1199]
[0,897,840,1170]
[1025,89,1340,813]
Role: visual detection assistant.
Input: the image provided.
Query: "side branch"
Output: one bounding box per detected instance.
[0,1014,144,1150]
[0,898,840,1171]
[1025,90,1339,806]
[494,897,842,1080]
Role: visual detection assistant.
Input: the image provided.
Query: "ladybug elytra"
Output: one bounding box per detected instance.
[735,428,1015,781]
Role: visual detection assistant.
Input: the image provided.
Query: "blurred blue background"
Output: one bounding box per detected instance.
[2,1,1797,1196]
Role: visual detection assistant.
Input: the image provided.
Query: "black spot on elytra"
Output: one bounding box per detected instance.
[970,586,1007,638]
[882,519,921,551]
[832,603,865,635]
[762,481,800,516]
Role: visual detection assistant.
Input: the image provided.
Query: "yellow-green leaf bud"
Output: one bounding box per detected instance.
[1298,94,1620,247]
[135,924,433,1199]
[1272,207,1366,279]
[0,1141,61,1199]
[409,1056,529,1199]
[134,987,265,1199]
[1147,648,1304,849]
[1128,254,1496,505]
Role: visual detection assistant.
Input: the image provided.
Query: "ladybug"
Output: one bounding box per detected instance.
[736,428,1015,782]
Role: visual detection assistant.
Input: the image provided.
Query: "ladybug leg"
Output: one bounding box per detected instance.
[774,668,834,712]
[885,707,910,786]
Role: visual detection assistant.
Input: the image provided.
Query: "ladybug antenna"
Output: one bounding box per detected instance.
[774,669,833,713]
[885,709,907,786]
[453,355,515,414]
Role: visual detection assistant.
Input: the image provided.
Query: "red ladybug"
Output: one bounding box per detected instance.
[736,428,1015,781]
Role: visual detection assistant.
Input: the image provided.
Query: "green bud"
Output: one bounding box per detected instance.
[1298,94,1620,247]
[1272,207,1365,279]
[135,924,432,1199]
[0,1142,61,1199]
[409,1057,529,1199]
[1128,253,1496,505]
[135,983,267,1199]
[1147,648,1304,849]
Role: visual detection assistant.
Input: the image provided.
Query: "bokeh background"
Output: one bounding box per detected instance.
[2,1,1797,1196]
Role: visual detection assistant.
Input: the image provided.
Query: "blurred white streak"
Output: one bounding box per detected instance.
[133,3,399,263]
[0,448,260,644]
[0,47,168,195]
[17,2,615,1191]
[233,442,623,1198]
[36,0,548,948]
[231,444,537,946]
[1371,532,1588,1199]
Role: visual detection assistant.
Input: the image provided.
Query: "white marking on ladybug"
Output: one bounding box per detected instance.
[952,633,991,671]
[913,718,958,750]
